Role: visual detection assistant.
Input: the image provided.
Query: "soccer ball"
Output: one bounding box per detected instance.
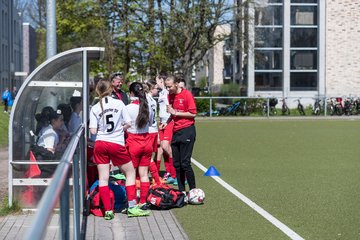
[187,188,205,205]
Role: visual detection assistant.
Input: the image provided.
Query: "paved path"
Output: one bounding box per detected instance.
[0,210,188,240]
[0,147,189,240]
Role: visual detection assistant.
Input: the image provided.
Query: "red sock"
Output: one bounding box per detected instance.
[126,184,137,203]
[164,153,171,173]
[99,186,112,211]
[168,157,176,178]
[149,162,161,185]
[139,182,150,204]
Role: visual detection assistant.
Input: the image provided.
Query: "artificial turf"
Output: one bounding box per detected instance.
[172,119,360,240]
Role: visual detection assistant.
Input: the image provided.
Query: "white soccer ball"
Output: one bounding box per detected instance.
[187,188,205,205]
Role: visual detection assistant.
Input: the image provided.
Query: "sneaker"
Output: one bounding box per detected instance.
[127,205,150,217]
[120,208,128,214]
[104,210,114,220]
[163,172,171,180]
[183,191,188,203]
[138,202,151,210]
[172,178,178,186]
[166,176,176,184]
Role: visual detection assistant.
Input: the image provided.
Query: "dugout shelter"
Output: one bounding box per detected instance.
[8,47,104,208]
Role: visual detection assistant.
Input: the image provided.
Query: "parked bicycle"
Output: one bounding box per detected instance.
[280,98,290,115]
[343,97,353,116]
[295,99,305,115]
[312,98,322,116]
[219,101,241,116]
[353,97,360,115]
[262,98,277,116]
[327,97,343,116]
[240,100,251,116]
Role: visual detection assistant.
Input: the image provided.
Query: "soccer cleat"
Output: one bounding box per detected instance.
[138,202,151,210]
[104,210,114,220]
[166,177,176,184]
[183,191,188,203]
[127,205,150,217]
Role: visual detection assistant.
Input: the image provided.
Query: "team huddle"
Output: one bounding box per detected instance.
[89,73,198,220]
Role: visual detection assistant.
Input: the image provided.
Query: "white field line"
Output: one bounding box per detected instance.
[191,158,304,240]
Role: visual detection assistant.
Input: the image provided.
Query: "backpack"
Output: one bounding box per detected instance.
[88,175,128,217]
[146,185,186,210]
[89,180,115,217]
[2,91,8,101]
[108,174,127,212]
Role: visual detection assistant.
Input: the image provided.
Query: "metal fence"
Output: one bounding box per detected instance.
[25,124,86,240]
[193,96,360,118]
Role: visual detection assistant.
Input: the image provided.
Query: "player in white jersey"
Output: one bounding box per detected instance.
[125,82,154,206]
[156,74,177,183]
[144,79,163,186]
[89,79,150,219]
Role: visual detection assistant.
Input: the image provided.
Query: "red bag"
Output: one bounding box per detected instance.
[146,184,186,210]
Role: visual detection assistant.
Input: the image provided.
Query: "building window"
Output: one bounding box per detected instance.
[254,1,284,92]
[255,6,283,26]
[255,28,283,48]
[291,0,317,3]
[290,72,317,91]
[290,50,317,70]
[290,28,317,47]
[289,1,318,92]
[255,72,283,91]
[291,6,317,25]
[255,50,282,70]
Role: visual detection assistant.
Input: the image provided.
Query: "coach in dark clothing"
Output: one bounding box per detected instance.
[110,73,129,105]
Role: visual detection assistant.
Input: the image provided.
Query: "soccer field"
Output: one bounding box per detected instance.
[172,119,360,240]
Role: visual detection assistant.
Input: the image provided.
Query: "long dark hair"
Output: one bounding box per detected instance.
[95,79,113,124]
[129,82,149,129]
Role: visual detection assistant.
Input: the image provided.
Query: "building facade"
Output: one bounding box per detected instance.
[0,0,23,93]
[241,0,360,98]
[194,24,231,93]
[22,22,37,75]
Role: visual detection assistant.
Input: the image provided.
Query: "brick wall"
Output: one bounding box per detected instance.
[326,0,360,96]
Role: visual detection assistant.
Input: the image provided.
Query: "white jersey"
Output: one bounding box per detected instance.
[37,125,59,149]
[126,97,154,134]
[147,94,158,133]
[158,88,170,124]
[89,96,131,146]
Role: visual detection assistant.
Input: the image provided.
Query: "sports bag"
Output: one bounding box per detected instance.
[108,174,127,212]
[89,180,115,217]
[146,184,186,210]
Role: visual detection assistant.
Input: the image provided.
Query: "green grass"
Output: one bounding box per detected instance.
[0,196,21,216]
[173,119,360,240]
[0,110,9,147]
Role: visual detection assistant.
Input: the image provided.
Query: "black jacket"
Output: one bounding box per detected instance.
[111,89,129,105]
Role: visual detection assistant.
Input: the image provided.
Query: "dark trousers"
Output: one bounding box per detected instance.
[3,100,8,112]
[171,125,196,192]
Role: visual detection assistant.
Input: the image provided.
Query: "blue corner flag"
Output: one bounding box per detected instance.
[204,165,220,176]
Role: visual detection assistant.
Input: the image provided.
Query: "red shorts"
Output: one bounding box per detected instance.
[93,141,132,166]
[149,132,158,153]
[126,133,153,168]
[159,120,174,142]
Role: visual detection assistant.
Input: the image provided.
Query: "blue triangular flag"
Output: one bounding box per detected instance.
[204,165,220,176]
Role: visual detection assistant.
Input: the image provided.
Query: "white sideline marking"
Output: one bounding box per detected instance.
[192,158,304,240]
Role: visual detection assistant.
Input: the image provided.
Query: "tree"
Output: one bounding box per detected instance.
[161,0,234,84]
[21,0,247,84]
